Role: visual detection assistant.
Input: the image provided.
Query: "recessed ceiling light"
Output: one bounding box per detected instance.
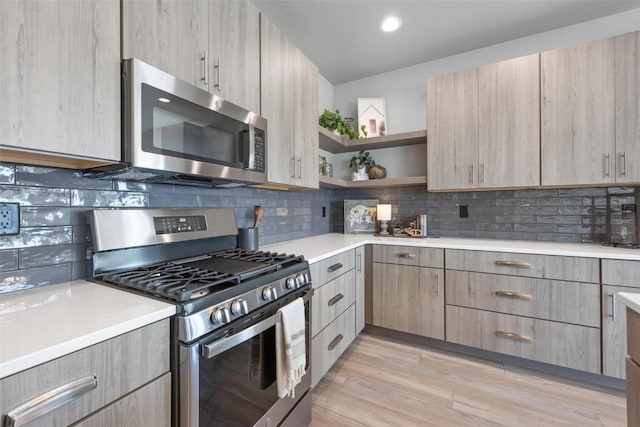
[380,16,402,33]
[158,97,171,103]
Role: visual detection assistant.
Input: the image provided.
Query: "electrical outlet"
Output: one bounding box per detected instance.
[0,203,20,236]
[459,205,469,218]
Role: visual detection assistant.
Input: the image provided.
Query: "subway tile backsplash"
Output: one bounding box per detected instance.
[1,162,638,293]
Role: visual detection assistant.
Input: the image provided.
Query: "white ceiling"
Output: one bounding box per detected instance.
[251,0,640,84]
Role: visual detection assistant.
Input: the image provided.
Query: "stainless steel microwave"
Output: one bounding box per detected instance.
[91,58,267,187]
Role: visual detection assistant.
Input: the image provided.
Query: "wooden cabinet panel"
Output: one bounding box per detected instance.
[0,320,169,427]
[209,0,260,113]
[445,249,599,283]
[309,250,355,289]
[312,270,356,336]
[311,304,356,388]
[602,286,639,378]
[626,357,640,427]
[72,373,171,427]
[122,0,208,90]
[446,270,599,327]
[602,259,640,288]
[0,0,120,161]
[479,54,540,188]
[372,263,444,340]
[629,308,640,367]
[541,38,615,186]
[427,69,478,191]
[615,31,640,184]
[294,47,319,188]
[446,306,600,373]
[372,245,444,268]
[355,246,366,335]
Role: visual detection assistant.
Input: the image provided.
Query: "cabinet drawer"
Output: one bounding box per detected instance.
[311,304,356,388]
[73,373,171,427]
[446,306,600,373]
[446,271,599,327]
[629,308,640,364]
[603,259,640,288]
[310,250,355,289]
[312,269,356,336]
[445,249,598,283]
[0,320,169,427]
[627,357,640,427]
[372,245,444,268]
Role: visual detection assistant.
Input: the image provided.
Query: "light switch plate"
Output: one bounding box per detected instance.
[0,203,20,235]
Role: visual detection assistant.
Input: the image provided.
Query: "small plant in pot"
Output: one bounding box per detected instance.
[318,109,359,140]
[349,150,375,181]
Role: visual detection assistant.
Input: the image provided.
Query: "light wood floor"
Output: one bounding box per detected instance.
[311,332,626,427]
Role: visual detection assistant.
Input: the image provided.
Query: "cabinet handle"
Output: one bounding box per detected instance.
[495,331,534,343]
[494,260,532,268]
[214,58,221,92]
[290,157,296,178]
[327,262,343,273]
[357,252,362,272]
[621,152,628,177]
[470,163,475,184]
[604,153,611,177]
[495,290,533,301]
[3,375,97,427]
[435,273,440,296]
[200,51,208,86]
[297,157,302,179]
[397,253,416,259]
[480,163,485,184]
[328,293,344,306]
[328,334,344,351]
[609,293,616,321]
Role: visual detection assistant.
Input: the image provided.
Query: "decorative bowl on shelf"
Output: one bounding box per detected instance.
[368,165,387,179]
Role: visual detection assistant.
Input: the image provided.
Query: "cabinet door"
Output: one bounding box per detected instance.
[0,0,120,161]
[260,15,295,185]
[427,69,478,191]
[122,0,208,90]
[602,285,639,379]
[372,264,444,339]
[355,246,366,335]
[541,38,615,186]
[615,31,640,184]
[479,54,540,188]
[209,0,260,113]
[293,47,319,189]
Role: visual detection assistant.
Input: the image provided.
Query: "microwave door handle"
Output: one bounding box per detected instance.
[202,311,280,359]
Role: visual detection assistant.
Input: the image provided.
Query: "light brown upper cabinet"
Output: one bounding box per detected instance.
[0,0,120,161]
[541,38,616,186]
[478,54,540,188]
[615,30,640,184]
[261,15,319,189]
[122,0,260,113]
[427,69,479,191]
[427,54,539,191]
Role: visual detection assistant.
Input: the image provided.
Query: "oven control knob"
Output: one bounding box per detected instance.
[231,299,249,316]
[286,277,296,290]
[212,307,231,325]
[296,273,307,287]
[262,286,277,301]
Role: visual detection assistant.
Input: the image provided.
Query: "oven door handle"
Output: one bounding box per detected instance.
[201,312,281,359]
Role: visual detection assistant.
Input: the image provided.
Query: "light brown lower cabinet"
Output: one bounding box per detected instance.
[372,263,444,340]
[446,306,600,373]
[626,357,640,427]
[602,285,640,379]
[312,304,356,387]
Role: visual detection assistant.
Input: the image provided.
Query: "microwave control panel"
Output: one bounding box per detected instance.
[253,128,265,172]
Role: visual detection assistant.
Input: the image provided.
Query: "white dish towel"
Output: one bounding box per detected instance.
[276,297,307,398]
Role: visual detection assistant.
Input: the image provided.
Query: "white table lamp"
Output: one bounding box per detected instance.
[377,204,392,235]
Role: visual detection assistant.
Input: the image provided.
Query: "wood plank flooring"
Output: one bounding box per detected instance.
[311,332,626,427]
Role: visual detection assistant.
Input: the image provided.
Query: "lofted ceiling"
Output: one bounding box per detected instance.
[251,0,640,84]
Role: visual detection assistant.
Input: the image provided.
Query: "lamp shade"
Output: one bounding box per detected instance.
[377,204,392,221]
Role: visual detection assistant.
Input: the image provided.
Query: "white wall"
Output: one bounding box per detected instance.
[333,9,640,133]
[318,72,334,113]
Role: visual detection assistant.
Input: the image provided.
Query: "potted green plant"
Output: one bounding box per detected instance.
[318,109,359,140]
[349,150,375,180]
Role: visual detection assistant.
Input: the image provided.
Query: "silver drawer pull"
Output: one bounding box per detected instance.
[495,331,534,343]
[609,293,616,321]
[327,263,343,273]
[397,253,416,259]
[328,293,344,306]
[328,334,344,351]
[3,375,97,427]
[495,291,533,301]
[495,260,532,268]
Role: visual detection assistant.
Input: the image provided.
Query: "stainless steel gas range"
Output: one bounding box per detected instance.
[87,208,313,427]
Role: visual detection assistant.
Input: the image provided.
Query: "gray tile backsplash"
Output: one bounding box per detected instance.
[1,161,638,293]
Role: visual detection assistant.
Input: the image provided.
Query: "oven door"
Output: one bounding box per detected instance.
[178,289,312,427]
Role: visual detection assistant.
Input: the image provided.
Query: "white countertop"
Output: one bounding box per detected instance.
[619,293,640,314]
[263,233,640,263]
[0,280,176,379]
